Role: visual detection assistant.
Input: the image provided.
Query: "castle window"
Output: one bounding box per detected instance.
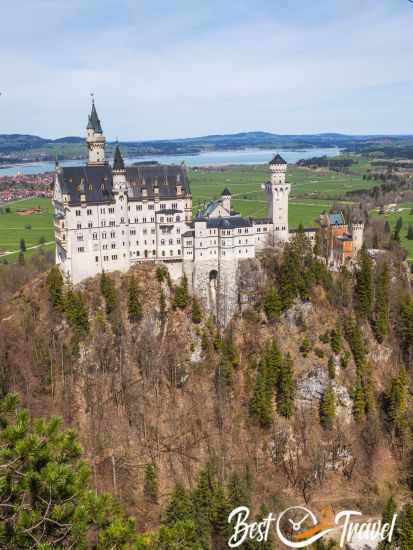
[170,250,173,256]
[77,247,84,253]
[93,233,97,240]
[172,203,177,209]
[152,250,156,256]
[88,222,93,228]
[137,205,142,211]
[130,229,136,235]
[120,217,124,223]
[77,235,83,241]
[257,227,261,232]
[102,232,107,239]
[77,223,82,230]
[109,221,115,227]
[135,218,138,223]
[162,251,165,256]
[109,208,114,214]
[263,227,267,232]
[160,204,166,210]
[76,210,81,216]
[104,256,108,261]
[143,229,147,235]
[95,256,99,262]
[151,217,155,223]
[111,255,117,260]
[102,220,106,227]
[87,209,92,215]
[103,244,108,250]
[176,216,180,222]
[161,239,165,245]
[151,229,155,234]
[176,228,180,234]
[148,204,154,210]
[177,239,181,245]
[143,217,147,223]
[110,231,115,238]
[160,217,164,223]
[111,243,115,249]
[137,251,140,256]
[169,239,173,245]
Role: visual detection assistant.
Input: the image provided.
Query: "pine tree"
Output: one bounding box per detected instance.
[263,286,282,322]
[330,327,342,354]
[320,383,336,429]
[377,497,397,550]
[191,297,202,324]
[100,271,117,316]
[277,353,295,418]
[407,224,413,240]
[355,246,373,319]
[299,336,312,357]
[386,369,408,428]
[352,377,366,420]
[0,394,140,549]
[144,463,159,504]
[398,502,413,549]
[373,262,390,343]
[344,317,367,372]
[174,274,189,309]
[164,485,194,527]
[384,221,391,234]
[64,288,89,335]
[127,276,142,322]
[46,265,64,310]
[250,359,273,427]
[19,238,26,252]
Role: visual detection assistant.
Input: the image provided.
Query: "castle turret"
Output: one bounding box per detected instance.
[265,153,290,242]
[220,187,231,214]
[351,220,364,256]
[86,100,106,165]
[112,145,127,193]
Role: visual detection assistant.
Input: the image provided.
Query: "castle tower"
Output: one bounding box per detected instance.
[265,153,290,242]
[112,145,127,193]
[86,100,106,164]
[351,220,364,256]
[220,187,231,214]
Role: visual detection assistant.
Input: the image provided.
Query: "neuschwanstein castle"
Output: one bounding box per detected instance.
[53,102,363,323]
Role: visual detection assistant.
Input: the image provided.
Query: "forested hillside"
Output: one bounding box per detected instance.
[1,233,413,548]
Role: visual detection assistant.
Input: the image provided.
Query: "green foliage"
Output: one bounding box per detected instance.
[19,238,26,252]
[386,369,409,429]
[191,297,202,324]
[64,287,89,335]
[100,271,118,316]
[250,339,282,427]
[352,377,366,420]
[164,485,194,527]
[299,336,312,357]
[277,353,295,418]
[174,274,189,310]
[0,394,139,549]
[355,246,373,319]
[407,224,413,240]
[46,265,64,310]
[397,294,413,365]
[373,262,390,343]
[320,384,336,429]
[319,331,330,344]
[127,275,142,322]
[330,327,342,354]
[144,464,159,504]
[344,317,367,372]
[314,347,324,358]
[340,351,350,369]
[263,286,282,322]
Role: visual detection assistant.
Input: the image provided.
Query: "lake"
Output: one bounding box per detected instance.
[0,147,340,176]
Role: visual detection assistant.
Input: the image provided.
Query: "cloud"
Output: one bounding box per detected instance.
[1,0,412,137]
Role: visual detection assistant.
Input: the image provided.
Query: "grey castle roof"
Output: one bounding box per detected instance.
[58,163,190,205]
[221,187,231,196]
[113,146,125,171]
[203,216,252,230]
[269,153,287,165]
[87,102,103,134]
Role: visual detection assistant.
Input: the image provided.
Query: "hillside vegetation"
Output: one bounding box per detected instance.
[1,233,413,547]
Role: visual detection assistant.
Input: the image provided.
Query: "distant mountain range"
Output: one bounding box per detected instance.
[1,131,413,160]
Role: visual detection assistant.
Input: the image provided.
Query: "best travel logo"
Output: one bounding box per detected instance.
[227,505,397,548]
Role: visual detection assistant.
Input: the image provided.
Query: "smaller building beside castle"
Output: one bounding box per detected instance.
[319,211,364,269]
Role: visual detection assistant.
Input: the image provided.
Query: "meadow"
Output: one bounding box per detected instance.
[371,202,413,259]
[0,197,54,260]
[0,155,378,262]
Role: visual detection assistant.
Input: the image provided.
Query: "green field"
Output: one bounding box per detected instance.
[0,157,378,262]
[0,197,54,260]
[371,203,413,259]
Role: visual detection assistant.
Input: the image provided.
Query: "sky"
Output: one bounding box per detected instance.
[0,0,412,139]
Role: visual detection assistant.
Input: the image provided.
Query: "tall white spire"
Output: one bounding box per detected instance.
[86,97,106,164]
